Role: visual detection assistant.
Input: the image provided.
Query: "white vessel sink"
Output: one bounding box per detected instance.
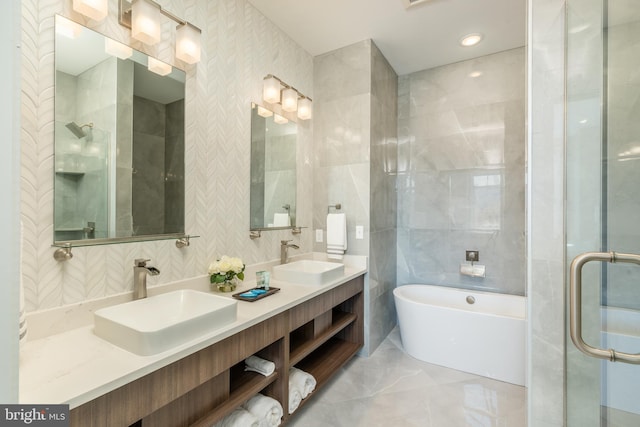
[272,260,344,285]
[94,289,237,356]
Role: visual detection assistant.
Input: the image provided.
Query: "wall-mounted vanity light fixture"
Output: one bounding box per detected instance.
[257,106,273,118]
[72,0,108,21]
[72,0,202,64]
[148,56,172,76]
[56,16,84,39]
[273,114,289,125]
[121,0,202,64]
[104,38,133,59]
[262,74,312,120]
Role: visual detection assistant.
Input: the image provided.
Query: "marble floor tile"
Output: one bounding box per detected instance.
[289,328,527,427]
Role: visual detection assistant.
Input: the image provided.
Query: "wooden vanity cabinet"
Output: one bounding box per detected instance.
[287,275,364,411]
[69,275,364,427]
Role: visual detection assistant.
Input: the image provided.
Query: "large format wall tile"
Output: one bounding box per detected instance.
[528,0,566,425]
[397,48,526,296]
[313,40,397,355]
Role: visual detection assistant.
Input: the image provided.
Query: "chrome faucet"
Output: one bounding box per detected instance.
[133,258,160,300]
[280,240,299,264]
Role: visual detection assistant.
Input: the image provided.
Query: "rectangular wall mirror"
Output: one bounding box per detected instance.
[54,15,186,246]
[250,103,297,230]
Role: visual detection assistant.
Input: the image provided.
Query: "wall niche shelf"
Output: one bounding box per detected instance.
[55,171,85,177]
[69,275,364,427]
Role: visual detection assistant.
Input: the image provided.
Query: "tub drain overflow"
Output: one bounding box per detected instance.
[466,295,476,304]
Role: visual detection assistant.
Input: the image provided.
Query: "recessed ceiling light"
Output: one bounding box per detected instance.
[469,71,483,78]
[460,33,483,47]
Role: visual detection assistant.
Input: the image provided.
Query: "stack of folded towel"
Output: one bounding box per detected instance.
[244,355,275,376]
[242,393,283,427]
[288,367,316,414]
[213,407,259,427]
[212,394,283,427]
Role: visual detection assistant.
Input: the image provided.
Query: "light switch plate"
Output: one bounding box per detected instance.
[356,225,364,239]
[315,229,323,243]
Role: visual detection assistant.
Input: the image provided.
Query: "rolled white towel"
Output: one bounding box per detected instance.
[288,387,302,415]
[242,393,283,427]
[289,367,316,399]
[244,355,275,376]
[214,408,259,427]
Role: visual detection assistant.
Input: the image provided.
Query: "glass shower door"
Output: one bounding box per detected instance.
[566,0,640,425]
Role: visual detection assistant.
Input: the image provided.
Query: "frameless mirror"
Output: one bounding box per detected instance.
[250,103,297,230]
[54,15,186,245]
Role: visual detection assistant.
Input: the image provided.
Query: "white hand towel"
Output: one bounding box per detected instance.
[326,248,345,261]
[273,213,290,227]
[244,355,276,376]
[326,213,347,260]
[242,393,283,427]
[214,408,259,427]
[289,367,316,399]
[287,387,302,414]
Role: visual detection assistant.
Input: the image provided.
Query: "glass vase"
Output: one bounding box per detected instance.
[214,277,238,292]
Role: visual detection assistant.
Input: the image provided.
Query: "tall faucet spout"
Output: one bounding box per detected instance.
[280,240,300,264]
[133,259,160,300]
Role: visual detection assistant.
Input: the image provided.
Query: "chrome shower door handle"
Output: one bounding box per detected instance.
[569,251,640,364]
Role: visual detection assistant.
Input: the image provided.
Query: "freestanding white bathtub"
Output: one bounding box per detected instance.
[393,284,526,386]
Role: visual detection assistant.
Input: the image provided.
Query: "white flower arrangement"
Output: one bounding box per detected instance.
[208,255,245,284]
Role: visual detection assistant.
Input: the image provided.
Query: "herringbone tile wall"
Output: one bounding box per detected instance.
[21,0,313,311]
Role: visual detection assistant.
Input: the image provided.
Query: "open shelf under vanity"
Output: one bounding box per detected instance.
[69,275,364,427]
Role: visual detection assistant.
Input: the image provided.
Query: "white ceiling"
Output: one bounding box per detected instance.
[247,0,527,75]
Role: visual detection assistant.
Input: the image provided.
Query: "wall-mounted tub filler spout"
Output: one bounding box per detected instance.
[280,240,299,264]
[466,250,479,263]
[460,250,486,278]
[133,258,160,300]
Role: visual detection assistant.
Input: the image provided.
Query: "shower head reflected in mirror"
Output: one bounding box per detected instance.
[65,121,94,140]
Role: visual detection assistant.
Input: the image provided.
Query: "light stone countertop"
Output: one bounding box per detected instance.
[19,254,367,409]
